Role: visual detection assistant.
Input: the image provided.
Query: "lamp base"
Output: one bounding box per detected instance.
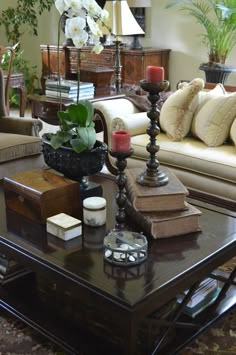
[129,35,143,50]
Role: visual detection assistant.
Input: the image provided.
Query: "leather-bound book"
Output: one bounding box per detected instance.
[125,200,202,239]
[125,167,189,212]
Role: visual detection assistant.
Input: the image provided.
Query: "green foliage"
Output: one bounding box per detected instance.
[166,0,236,63]
[48,101,97,154]
[1,46,39,106]
[0,0,54,44]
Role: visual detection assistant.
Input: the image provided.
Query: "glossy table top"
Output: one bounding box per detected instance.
[0,174,235,310]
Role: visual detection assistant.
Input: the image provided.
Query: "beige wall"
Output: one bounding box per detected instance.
[1,0,236,89]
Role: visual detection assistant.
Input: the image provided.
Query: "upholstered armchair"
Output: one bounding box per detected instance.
[0,68,44,179]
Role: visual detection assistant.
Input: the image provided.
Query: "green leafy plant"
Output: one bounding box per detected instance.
[166,0,236,64]
[0,0,54,44]
[1,46,39,106]
[48,100,96,153]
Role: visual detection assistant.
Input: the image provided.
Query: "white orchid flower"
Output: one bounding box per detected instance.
[55,0,111,52]
[92,42,104,54]
[83,0,102,18]
[55,0,68,14]
[64,0,83,15]
[65,16,86,39]
[87,16,102,37]
[100,9,109,22]
[72,30,89,48]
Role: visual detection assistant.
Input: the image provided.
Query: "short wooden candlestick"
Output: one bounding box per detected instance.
[109,149,134,230]
[137,80,170,187]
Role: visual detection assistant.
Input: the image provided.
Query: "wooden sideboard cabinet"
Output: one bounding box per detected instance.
[40,45,171,89]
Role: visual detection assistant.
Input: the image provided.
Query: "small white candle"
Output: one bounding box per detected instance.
[83,197,106,227]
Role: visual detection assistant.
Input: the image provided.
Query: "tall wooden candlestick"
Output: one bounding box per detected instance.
[137,80,169,187]
[109,149,133,230]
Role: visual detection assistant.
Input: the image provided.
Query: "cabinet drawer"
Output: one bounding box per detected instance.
[34,102,59,120]
[68,48,114,73]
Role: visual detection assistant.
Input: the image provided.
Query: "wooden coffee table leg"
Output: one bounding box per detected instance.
[123,319,139,355]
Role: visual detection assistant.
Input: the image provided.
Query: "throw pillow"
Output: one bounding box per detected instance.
[191,89,236,147]
[230,119,236,146]
[191,84,226,137]
[159,78,204,141]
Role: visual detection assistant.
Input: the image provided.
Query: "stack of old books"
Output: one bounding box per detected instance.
[177,277,220,318]
[125,167,202,239]
[45,79,95,101]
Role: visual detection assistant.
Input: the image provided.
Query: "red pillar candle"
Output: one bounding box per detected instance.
[146,66,164,83]
[112,130,131,152]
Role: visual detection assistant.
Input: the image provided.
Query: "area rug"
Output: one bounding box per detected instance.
[0,257,235,355]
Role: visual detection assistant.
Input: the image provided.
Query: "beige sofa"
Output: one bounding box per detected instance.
[0,68,44,179]
[93,79,236,211]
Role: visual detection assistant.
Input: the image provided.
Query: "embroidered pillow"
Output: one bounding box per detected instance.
[230,119,236,146]
[191,90,236,147]
[159,78,204,141]
[191,84,226,137]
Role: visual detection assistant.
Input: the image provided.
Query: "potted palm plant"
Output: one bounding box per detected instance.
[166,0,236,83]
[42,0,110,187]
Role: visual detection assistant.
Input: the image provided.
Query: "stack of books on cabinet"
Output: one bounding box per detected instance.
[0,254,30,285]
[177,278,221,317]
[45,79,95,101]
[125,167,202,239]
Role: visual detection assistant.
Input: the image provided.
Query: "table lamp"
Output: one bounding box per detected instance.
[127,0,151,49]
[103,0,144,92]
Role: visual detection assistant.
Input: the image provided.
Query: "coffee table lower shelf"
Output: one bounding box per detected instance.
[0,273,119,355]
[0,270,235,355]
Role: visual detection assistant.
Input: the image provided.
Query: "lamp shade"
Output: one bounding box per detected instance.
[127,0,151,7]
[103,0,144,36]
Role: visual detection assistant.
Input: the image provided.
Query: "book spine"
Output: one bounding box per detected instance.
[125,176,138,210]
[125,200,152,236]
[46,81,94,90]
[46,89,95,98]
[45,90,78,98]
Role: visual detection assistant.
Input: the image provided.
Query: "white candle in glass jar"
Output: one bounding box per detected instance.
[83,197,107,227]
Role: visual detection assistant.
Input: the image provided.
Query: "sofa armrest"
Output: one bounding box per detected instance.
[111,112,150,137]
[0,116,43,136]
[93,98,140,146]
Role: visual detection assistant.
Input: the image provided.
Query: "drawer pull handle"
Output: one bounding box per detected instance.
[42,107,50,114]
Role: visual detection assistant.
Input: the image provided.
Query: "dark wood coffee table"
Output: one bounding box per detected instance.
[0,173,235,355]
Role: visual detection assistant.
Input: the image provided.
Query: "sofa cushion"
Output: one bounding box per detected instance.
[230,119,236,146]
[191,89,236,147]
[111,112,149,136]
[130,133,236,184]
[159,78,204,141]
[192,83,226,117]
[0,133,42,163]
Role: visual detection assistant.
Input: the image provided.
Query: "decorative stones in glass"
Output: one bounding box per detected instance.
[104,230,148,266]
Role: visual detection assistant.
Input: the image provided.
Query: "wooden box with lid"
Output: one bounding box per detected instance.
[3,169,81,224]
